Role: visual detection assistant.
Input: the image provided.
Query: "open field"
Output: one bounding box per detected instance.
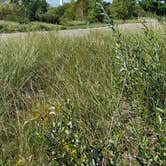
[0,19,160,39]
[0,23,165,165]
[0,18,154,34]
[0,20,110,34]
[0,20,63,33]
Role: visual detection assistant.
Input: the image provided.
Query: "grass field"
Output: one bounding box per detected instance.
[0,20,63,33]
[0,20,110,33]
[0,18,148,33]
[0,23,165,165]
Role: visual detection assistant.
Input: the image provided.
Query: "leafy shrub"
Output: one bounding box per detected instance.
[3,15,29,24]
[0,3,23,21]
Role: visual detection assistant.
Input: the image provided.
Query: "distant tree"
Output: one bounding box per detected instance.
[10,0,19,4]
[0,2,24,21]
[110,0,137,19]
[140,0,166,15]
[9,0,48,20]
[75,0,107,22]
[39,7,61,23]
[63,1,76,21]
[75,0,88,20]
[0,0,9,3]
[35,0,48,20]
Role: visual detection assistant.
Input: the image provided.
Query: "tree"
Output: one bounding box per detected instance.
[75,0,107,22]
[0,2,23,21]
[9,0,48,20]
[39,7,61,23]
[75,0,89,20]
[140,0,166,15]
[62,1,76,21]
[110,0,137,19]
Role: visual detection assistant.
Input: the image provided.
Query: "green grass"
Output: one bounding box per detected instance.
[60,18,147,30]
[0,18,150,34]
[0,20,109,33]
[0,20,63,33]
[113,18,146,24]
[60,20,109,29]
[0,24,165,165]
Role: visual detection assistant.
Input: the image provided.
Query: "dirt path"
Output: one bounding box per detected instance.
[0,21,159,39]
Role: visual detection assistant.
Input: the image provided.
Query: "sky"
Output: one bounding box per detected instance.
[47,0,112,7]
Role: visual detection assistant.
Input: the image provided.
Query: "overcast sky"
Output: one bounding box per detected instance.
[47,0,112,6]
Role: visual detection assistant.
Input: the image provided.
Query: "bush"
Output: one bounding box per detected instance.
[4,15,30,24]
[0,3,23,21]
[38,6,67,24]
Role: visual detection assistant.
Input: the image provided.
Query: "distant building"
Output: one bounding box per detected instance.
[60,0,63,6]
[47,0,72,7]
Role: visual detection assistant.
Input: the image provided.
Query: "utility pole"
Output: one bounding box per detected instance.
[60,0,63,6]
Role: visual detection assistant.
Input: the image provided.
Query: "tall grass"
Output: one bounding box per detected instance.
[0,21,63,33]
[0,25,165,165]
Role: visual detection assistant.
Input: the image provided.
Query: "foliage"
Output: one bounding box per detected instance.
[0,20,62,33]
[62,1,76,21]
[0,3,26,22]
[1,0,165,24]
[0,0,48,21]
[0,22,165,165]
[109,0,138,19]
[140,0,166,16]
[38,6,64,24]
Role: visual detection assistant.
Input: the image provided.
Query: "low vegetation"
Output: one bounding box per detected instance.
[0,23,165,165]
[0,20,63,33]
[0,18,151,33]
[0,20,110,33]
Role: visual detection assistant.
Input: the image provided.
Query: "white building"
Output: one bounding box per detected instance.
[60,0,63,6]
[47,0,70,6]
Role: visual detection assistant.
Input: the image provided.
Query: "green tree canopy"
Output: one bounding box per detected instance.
[110,0,137,19]
[8,0,48,20]
[140,0,166,15]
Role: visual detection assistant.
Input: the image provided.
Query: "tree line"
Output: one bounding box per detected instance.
[0,0,165,24]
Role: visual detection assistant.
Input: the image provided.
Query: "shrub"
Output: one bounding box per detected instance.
[0,3,23,21]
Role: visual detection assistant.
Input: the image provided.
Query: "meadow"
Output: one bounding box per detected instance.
[0,18,146,34]
[0,23,165,165]
[0,21,63,33]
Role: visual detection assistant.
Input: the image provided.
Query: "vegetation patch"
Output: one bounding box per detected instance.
[0,23,165,165]
[0,20,63,33]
